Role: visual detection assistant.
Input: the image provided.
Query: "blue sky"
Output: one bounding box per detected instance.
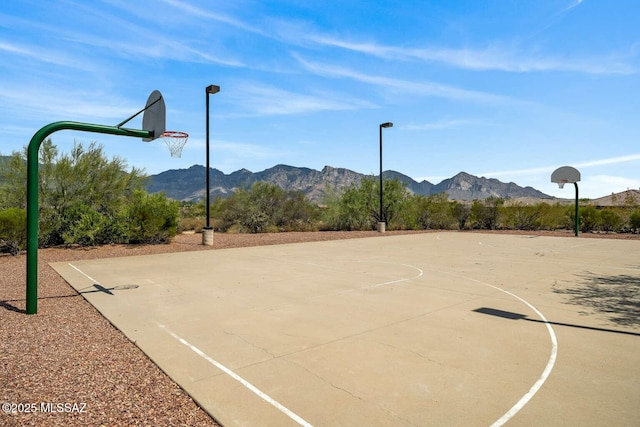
[1,0,639,199]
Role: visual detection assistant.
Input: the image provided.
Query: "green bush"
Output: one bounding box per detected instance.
[469,197,504,230]
[178,216,205,233]
[451,202,471,230]
[401,193,455,230]
[321,177,409,231]
[0,139,162,248]
[212,182,319,233]
[535,203,567,230]
[629,209,640,233]
[127,190,179,243]
[502,202,539,230]
[0,207,27,253]
[600,208,622,232]
[579,205,601,232]
[61,205,110,246]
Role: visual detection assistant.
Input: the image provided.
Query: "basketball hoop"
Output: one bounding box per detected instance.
[160,131,188,158]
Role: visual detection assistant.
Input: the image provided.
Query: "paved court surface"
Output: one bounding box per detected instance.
[51,233,640,426]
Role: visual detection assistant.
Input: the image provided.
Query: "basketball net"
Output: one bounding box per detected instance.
[160,131,189,158]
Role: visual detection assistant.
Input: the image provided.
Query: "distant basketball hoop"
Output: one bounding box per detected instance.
[551,166,581,237]
[551,166,580,187]
[160,131,189,158]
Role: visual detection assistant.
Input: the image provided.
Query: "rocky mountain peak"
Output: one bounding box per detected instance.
[146,164,551,203]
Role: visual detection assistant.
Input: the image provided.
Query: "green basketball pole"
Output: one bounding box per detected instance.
[26,121,152,314]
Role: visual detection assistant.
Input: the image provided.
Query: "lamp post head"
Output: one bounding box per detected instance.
[380,122,393,128]
[206,84,220,95]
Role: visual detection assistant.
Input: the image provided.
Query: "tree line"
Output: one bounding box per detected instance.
[2,142,639,255]
[0,140,179,253]
[182,176,640,235]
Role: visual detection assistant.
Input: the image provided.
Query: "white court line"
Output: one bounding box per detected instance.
[68,263,101,285]
[73,258,550,425]
[155,322,314,427]
[432,269,558,427]
[369,263,423,288]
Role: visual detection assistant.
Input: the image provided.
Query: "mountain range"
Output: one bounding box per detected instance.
[146,164,551,203]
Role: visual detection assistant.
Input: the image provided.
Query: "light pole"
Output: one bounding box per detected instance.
[203,84,220,246]
[378,122,393,233]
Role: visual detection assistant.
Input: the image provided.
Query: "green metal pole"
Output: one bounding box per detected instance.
[574,182,579,237]
[26,121,152,314]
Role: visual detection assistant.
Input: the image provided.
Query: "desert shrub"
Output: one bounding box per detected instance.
[469,197,504,230]
[318,185,342,231]
[533,203,566,230]
[324,176,409,231]
[503,202,540,230]
[403,193,455,230]
[61,205,111,246]
[629,209,640,233]
[451,201,471,230]
[330,181,375,230]
[211,182,320,233]
[579,205,601,232]
[0,139,157,247]
[127,190,179,243]
[178,216,205,233]
[0,207,27,253]
[600,208,622,232]
[278,191,320,231]
[56,204,129,246]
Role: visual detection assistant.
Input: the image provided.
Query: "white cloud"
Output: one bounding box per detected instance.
[183,137,289,159]
[574,154,640,168]
[478,154,640,178]
[308,35,637,75]
[159,0,267,36]
[295,55,521,105]
[547,174,640,199]
[0,85,139,121]
[586,174,640,190]
[561,0,584,13]
[0,40,98,71]
[225,83,378,116]
[402,119,491,131]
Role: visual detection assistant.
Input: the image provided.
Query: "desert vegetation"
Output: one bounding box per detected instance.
[0,140,179,252]
[181,176,640,235]
[2,145,639,254]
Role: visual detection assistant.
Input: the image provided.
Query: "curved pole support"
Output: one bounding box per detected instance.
[26,121,151,314]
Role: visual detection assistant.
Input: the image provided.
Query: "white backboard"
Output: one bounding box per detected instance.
[142,90,166,142]
[551,166,581,184]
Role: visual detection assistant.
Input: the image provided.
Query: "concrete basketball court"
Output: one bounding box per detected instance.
[51,232,640,426]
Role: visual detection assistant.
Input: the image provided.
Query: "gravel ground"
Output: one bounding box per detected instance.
[1,229,637,426]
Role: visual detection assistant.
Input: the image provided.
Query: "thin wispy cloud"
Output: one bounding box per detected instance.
[562,0,584,13]
[402,119,491,131]
[225,83,377,116]
[0,86,138,121]
[214,140,290,159]
[59,5,245,67]
[1,0,638,197]
[309,36,636,75]
[159,0,267,36]
[186,139,289,160]
[574,154,640,168]
[0,40,99,71]
[295,55,521,105]
[479,154,640,178]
